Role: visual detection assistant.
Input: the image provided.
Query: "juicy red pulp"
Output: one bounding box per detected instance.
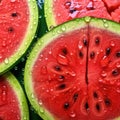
[0,0,29,62]
[32,27,120,120]
[0,77,20,120]
[53,0,120,28]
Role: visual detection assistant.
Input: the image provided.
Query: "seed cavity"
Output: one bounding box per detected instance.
[11,12,18,17]
[95,37,100,45]
[8,27,14,32]
[58,84,66,90]
[90,51,95,59]
[93,92,98,98]
[116,51,120,57]
[59,75,65,80]
[54,65,61,71]
[62,48,68,55]
[83,39,88,46]
[112,69,119,76]
[105,48,111,56]
[79,51,83,58]
[96,103,101,112]
[85,102,89,111]
[64,102,70,109]
[73,93,78,102]
[104,98,111,107]
[69,8,76,14]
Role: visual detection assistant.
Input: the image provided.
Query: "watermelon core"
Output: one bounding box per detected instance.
[0,0,38,73]
[25,18,120,120]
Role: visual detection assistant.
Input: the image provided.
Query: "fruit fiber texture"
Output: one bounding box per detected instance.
[45,0,120,29]
[24,17,120,120]
[0,0,38,74]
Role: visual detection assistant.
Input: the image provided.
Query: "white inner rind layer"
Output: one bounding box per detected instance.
[24,17,120,120]
[4,72,29,120]
[0,0,38,74]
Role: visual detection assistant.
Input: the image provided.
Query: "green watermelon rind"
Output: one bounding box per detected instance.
[24,17,120,120]
[0,0,38,74]
[44,0,56,30]
[4,72,29,120]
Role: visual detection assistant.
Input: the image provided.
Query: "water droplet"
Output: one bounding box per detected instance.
[39,100,43,106]
[64,1,71,9]
[11,0,16,2]
[4,58,9,64]
[100,56,109,67]
[104,23,109,28]
[110,41,115,47]
[61,26,66,31]
[1,85,7,102]
[101,71,107,78]
[57,54,69,65]
[39,107,45,113]
[116,62,120,68]
[41,66,47,74]
[69,111,76,118]
[116,88,120,93]
[84,17,91,23]
[86,1,94,10]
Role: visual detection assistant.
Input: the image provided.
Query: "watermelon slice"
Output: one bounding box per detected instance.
[24,17,120,120]
[44,0,120,29]
[0,72,29,120]
[0,0,38,74]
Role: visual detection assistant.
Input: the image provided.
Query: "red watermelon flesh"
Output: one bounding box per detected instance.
[102,0,120,10]
[0,77,20,120]
[32,25,120,120]
[0,0,29,62]
[51,0,120,27]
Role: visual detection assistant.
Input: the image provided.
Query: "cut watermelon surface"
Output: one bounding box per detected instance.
[45,0,120,29]
[0,72,29,120]
[0,0,38,74]
[25,17,120,120]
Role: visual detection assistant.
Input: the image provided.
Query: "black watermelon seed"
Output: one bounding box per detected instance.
[104,98,111,107]
[11,12,18,17]
[79,51,83,58]
[116,51,120,57]
[85,102,89,111]
[105,48,111,55]
[8,27,14,32]
[83,39,88,46]
[54,65,61,71]
[64,102,70,109]
[95,37,100,45]
[93,92,98,98]
[62,48,68,55]
[96,103,100,112]
[73,93,78,102]
[69,8,76,14]
[112,69,119,76]
[59,84,66,89]
[90,51,95,59]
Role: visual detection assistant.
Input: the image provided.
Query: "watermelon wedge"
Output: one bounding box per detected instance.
[0,72,29,120]
[44,0,120,29]
[24,17,120,120]
[0,0,38,74]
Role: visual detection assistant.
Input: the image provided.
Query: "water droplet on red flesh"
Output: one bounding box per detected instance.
[32,26,120,120]
[0,0,29,62]
[0,77,20,120]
